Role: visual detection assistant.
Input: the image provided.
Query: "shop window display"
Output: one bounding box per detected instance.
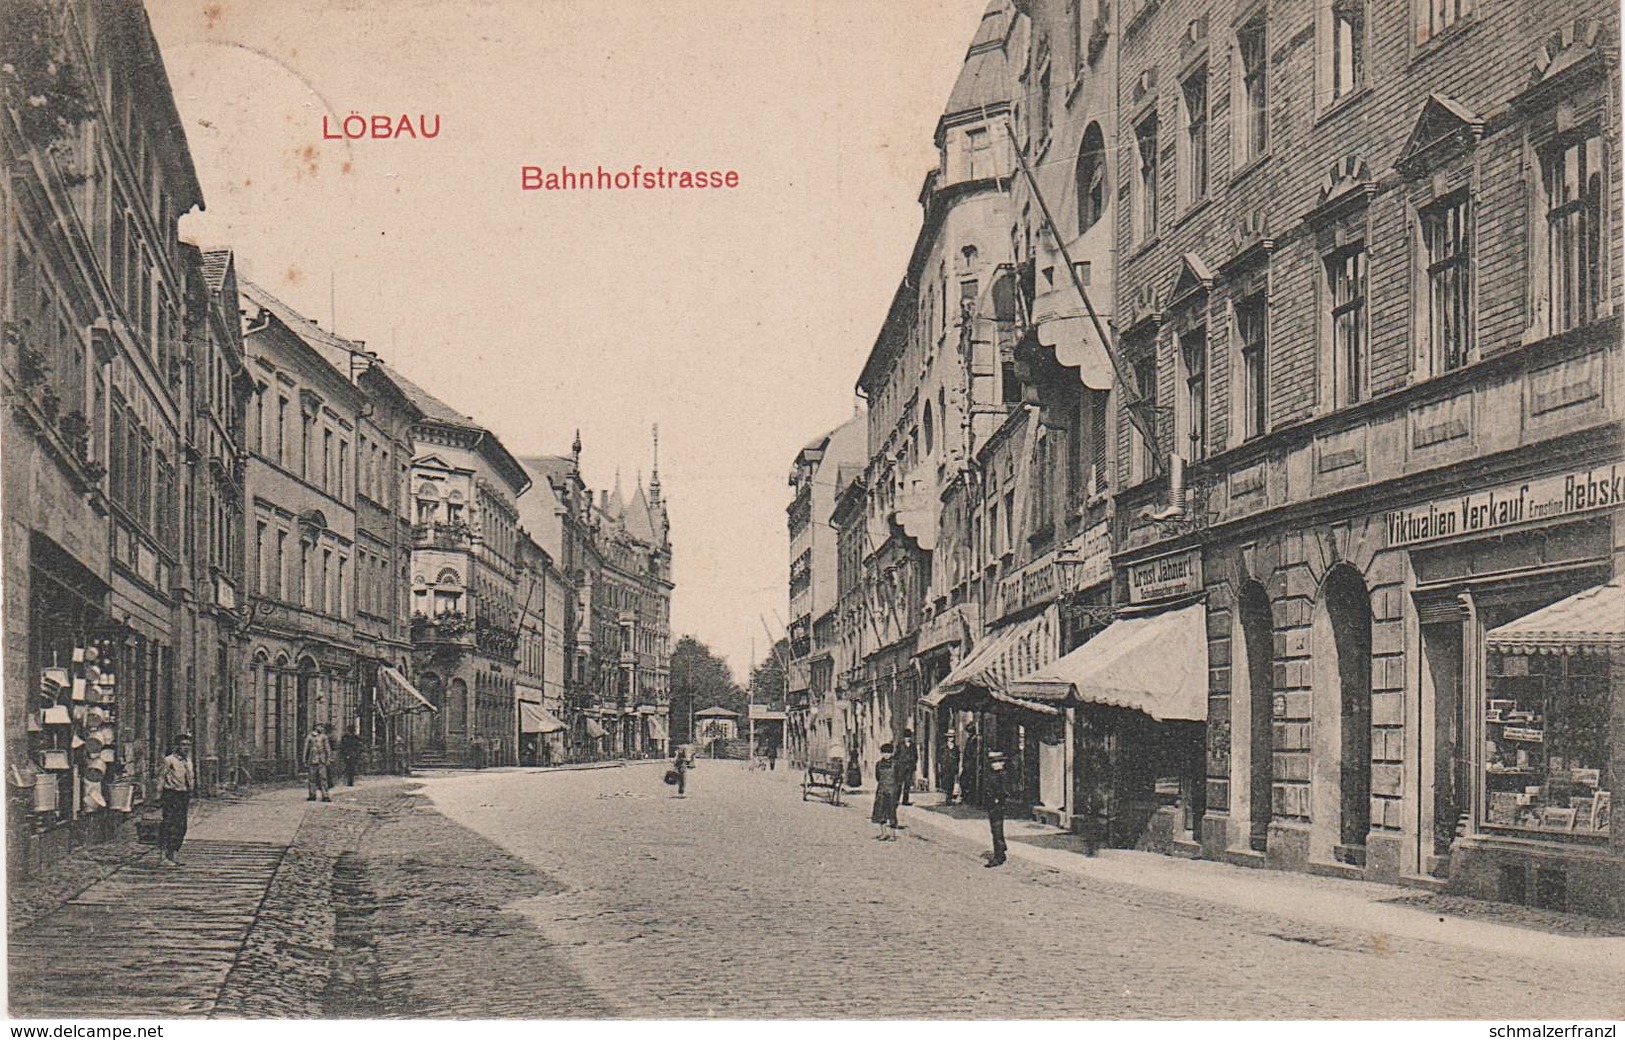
[1482,650,1611,838]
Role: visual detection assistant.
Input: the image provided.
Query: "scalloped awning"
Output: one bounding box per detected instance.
[1486,582,1625,655]
[1038,316,1114,391]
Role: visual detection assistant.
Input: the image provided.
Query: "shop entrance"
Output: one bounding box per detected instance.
[1421,617,1466,869]
[1312,565,1373,865]
[1238,582,1274,853]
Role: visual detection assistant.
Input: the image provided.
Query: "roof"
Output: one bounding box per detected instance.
[944,0,1014,118]
[377,364,483,430]
[695,705,740,718]
[1486,582,1625,655]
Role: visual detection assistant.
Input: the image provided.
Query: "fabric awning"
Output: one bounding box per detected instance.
[923,606,1059,708]
[1486,581,1625,655]
[647,715,669,741]
[519,702,567,734]
[1009,602,1209,721]
[584,718,607,739]
[1038,316,1114,391]
[376,666,437,716]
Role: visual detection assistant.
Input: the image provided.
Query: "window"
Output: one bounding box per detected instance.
[1077,122,1107,233]
[1090,390,1108,493]
[322,429,333,491]
[1326,0,1365,101]
[1422,193,1472,374]
[1541,132,1604,335]
[1327,245,1369,406]
[276,396,289,467]
[337,556,347,618]
[1038,63,1053,147]
[1237,14,1268,165]
[1133,349,1159,481]
[1002,354,1022,406]
[322,548,332,614]
[1133,112,1160,245]
[1417,0,1472,44]
[1180,325,1208,461]
[1180,65,1209,206]
[1003,490,1015,555]
[1236,293,1268,439]
[275,530,287,599]
[1070,0,1086,69]
[965,127,991,180]
[338,439,349,499]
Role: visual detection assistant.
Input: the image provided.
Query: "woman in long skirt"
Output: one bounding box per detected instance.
[871,743,899,840]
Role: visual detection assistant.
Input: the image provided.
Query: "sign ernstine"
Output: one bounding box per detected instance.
[1385,464,1623,548]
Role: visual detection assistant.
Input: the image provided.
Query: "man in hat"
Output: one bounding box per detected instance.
[896,729,919,806]
[985,749,1009,867]
[338,726,362,787]
[157,733,197,866]
[304,723,333,802]
[940,732,961,805]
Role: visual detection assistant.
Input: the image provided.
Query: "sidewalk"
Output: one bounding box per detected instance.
[774,763,1625,968]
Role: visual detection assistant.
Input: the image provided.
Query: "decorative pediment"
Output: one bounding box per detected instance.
[1131,67,1158,106]
[1396,94,1484,176]
[1122,279,1164,331]
[1305,154,1376,225]
[1168,252,1214,307]
[296,508,328,533]
[1222,209,1276,273]
[412,453,455,473]
[1531,17,1606,87]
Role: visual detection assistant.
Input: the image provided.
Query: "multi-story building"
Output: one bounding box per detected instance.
[241,284,426,772]
[785,414,866,768]
[3,0,226,870]
[1086,0,1624,911]
[386,371,530,767]
[238,284,366,777]
[829,469,869,774]
[177,248,250,792]
[514,528,568,765]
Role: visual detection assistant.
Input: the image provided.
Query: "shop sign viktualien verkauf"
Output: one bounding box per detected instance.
[1128,548,1203,605]
[1385,463,1624,549]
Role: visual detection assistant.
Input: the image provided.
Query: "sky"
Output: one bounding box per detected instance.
[147,0,991,681]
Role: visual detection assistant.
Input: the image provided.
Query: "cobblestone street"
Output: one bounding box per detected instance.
[9,763,1625,1019]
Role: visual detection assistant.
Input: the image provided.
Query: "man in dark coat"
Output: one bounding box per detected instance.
[338,728,362,786]
[896,730,919,805]
[940,733,961,804]
[985,750,1009,867]
[959,723,982,807]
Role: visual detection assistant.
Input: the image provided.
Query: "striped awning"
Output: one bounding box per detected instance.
[1009,602,1209,721]
[376,666,436,717]
[1486,582,1625,655]
[921,606,1059,708]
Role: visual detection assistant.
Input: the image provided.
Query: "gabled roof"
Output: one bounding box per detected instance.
[625,485,658,544]
[944,0,1014,119]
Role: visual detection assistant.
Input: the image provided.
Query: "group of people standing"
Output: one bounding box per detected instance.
[303,723,363,801]
[870,726,1008,867]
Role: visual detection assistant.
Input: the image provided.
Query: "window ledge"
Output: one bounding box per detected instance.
[1315,85,1371,127]
[1409,16,1478,66]
[1127,235,1163,263]
[1229,152,1272,189]
[1173,195,1215,232]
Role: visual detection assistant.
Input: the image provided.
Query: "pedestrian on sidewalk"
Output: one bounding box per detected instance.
[959,723,981,807]
[304,724,333,802]
[672,745,691,796]
[984,750,1009,867]
[338,727,361,787]
[896,730,918,806]
[940,732,961,805]
[766,744,778,771]
[871,742,900,840]
[156,733,198,867]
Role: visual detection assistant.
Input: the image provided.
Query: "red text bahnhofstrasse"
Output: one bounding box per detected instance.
[521,165,741,191]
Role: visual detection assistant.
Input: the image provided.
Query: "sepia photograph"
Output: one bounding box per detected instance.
[2,0,1624,1027]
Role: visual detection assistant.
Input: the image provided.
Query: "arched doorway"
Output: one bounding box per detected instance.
[448,677,469,750]
[419,672,444,750]
[272,654,292,773]
[1236,581,1275,853]
[1311,564,1373,864]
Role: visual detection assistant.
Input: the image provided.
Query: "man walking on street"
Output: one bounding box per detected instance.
[984,750,1009,867]
[672,744,691,797]
[940,732,961,805]
[896,730,919,806]
[338,727,362,787]
[157,733,197,867]
[960,723,981,807]
[304,723,333,802]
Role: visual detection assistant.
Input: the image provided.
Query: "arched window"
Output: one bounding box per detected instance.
[1077,122,1107,233]
[922,401,935,456]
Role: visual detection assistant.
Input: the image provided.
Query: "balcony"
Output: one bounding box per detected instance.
[412,520,472,550]
[474,614,519,659]
[411,610,474,647]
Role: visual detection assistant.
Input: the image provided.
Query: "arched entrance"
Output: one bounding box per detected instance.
[1311,564,1373,864]
[419,672,445,750]
[295,656,319,760]
[447,677,469,750]
[1236,581,1275,853]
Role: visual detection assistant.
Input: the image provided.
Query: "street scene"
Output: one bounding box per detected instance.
[4,0,1625,1025]
[9,761,1625,1019]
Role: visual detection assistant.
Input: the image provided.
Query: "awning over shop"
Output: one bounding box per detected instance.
[1038,316,1115,391]
[584,718,607,739]
[1486,581,1625,655]
[376,666,436,716]
[647,715,669,741]
[1009,602,1208,722]
[921,607,1059,708]
[519,701,567,734]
